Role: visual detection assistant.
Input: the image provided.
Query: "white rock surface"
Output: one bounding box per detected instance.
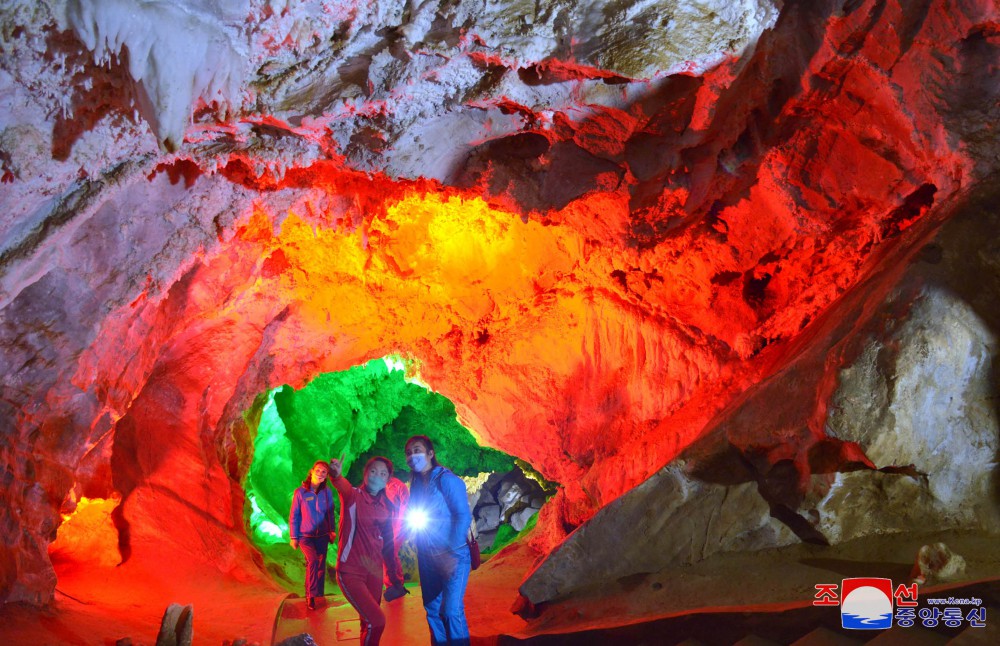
[826,287,1000,532]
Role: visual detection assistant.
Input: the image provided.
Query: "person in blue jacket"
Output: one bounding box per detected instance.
[289,460,336,610]
[404,435,473,645]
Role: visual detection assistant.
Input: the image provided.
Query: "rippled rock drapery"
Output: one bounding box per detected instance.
[1,0,999,611]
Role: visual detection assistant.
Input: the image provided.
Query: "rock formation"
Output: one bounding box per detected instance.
[1,0,998,638]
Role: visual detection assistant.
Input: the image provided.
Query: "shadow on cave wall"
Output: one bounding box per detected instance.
[107,265,201,564]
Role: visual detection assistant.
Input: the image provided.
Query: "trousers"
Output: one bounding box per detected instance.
[337,569,387,645]
[418,545,471,646]
[299,535,330,599]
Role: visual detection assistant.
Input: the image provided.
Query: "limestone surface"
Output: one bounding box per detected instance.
[1,1,999,635]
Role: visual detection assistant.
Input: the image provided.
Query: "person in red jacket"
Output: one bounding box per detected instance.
[329,455,406,646]
[289,460,336,610]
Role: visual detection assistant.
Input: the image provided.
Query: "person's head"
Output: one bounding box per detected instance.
[404,435,439,475]
[306,460,330,488]
[363,456,393,494]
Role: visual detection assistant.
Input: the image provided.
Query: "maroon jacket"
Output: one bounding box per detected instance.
[331,475,404,585]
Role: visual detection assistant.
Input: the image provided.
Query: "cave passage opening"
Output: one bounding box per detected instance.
[244,356,557,589]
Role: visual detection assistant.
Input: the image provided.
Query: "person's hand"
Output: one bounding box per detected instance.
[290,539,299,550]
[384,583,409,602]
[329,452,345,478]
[329,531,336,542]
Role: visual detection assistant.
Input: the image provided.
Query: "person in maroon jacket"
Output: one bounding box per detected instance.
[289,460,336,610]
[329,455,406,646]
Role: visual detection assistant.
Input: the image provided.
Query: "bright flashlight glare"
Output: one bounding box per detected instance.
[407,508,429,531]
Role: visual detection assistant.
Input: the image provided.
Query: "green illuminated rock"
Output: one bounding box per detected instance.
[484,513,538,556]
[243,358,520,586]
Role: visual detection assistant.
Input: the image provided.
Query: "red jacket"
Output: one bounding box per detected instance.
[331,475,404,585]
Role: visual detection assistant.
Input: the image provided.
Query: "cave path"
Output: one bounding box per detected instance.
[273,588,429,644]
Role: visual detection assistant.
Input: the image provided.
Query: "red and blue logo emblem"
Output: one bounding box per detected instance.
[840,578,894,629]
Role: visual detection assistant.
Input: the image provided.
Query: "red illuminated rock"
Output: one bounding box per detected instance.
[0,2,998,635]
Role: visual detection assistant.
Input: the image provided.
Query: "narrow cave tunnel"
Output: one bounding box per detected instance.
[3,0,1000,645]
[246,358,556,590]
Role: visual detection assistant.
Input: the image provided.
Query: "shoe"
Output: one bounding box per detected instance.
[307,597,315,610]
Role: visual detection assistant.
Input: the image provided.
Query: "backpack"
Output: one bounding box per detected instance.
[467,519,481,570]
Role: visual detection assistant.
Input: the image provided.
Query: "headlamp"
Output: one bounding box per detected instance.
[406,507,429,532]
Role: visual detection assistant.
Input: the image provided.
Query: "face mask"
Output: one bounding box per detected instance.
[366,474,387,494]
[407,454,427,473]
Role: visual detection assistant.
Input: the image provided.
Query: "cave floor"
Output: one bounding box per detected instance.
[0,543,533,645]
[272,541,535,645]
[508,528,1000,644]
[1,528,998,645]
[0,556,285,645]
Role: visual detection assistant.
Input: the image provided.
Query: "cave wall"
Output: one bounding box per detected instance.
[521,185,1000,605]
[1,0,998,607]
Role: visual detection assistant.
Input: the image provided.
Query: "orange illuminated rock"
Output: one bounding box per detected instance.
[49,496,121,569]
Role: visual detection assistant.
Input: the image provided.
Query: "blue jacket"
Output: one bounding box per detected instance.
[408,466,472,555]
[289,484,335,539]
